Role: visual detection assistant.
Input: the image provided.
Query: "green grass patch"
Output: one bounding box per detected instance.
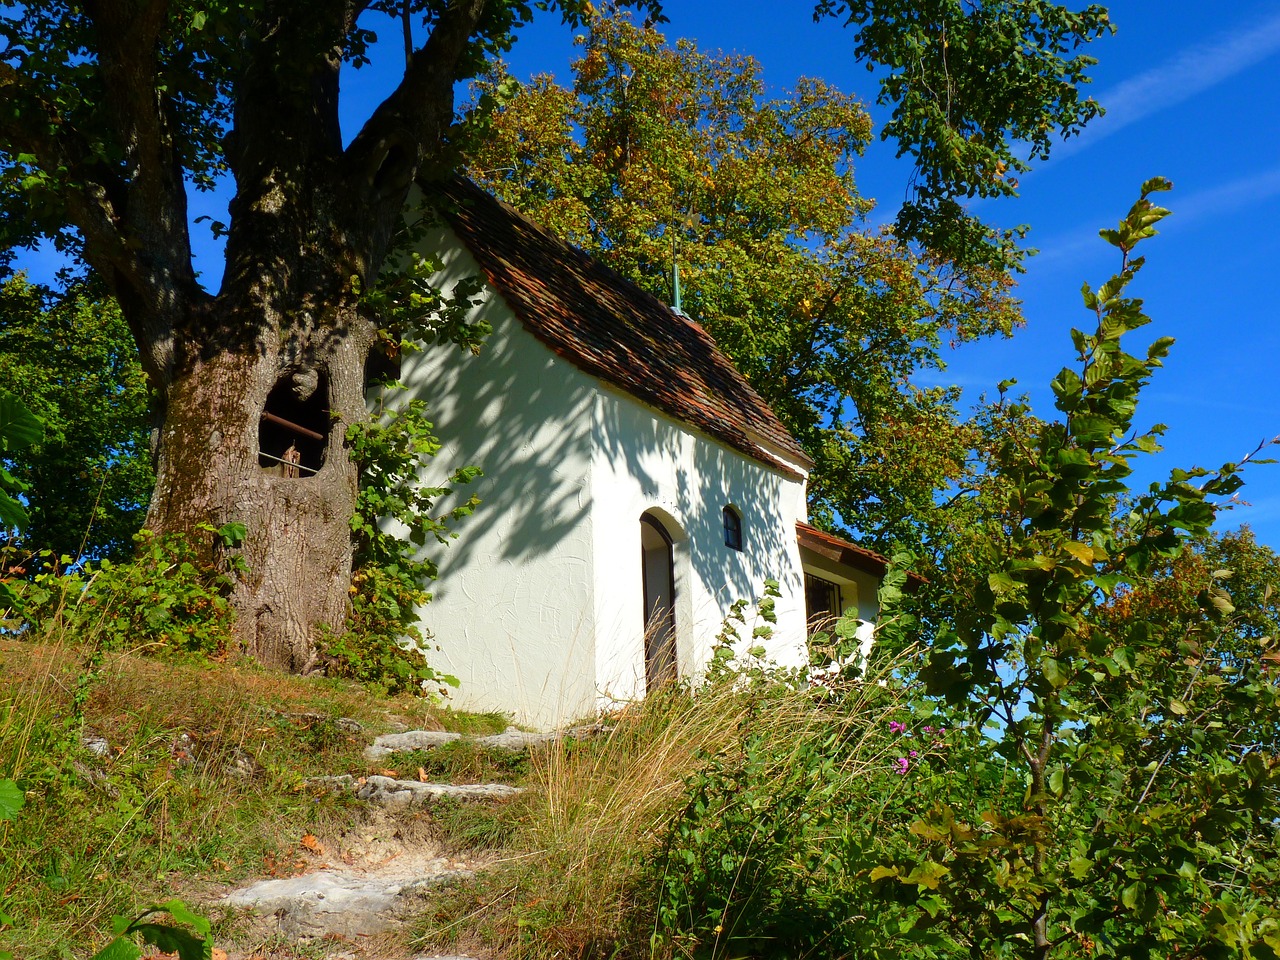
[371,740,530,785]
[432,708,512,735]
[0,633,494,957]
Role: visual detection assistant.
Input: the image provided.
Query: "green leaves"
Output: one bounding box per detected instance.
[903,860,950,890]
[0,779,23,821]
[0,278,154,562]
[11,528,240,658]
[362,251,489,361]
[333,395,475,695]
[92,900,212,960]
[814,0,1112,265]
[215,521,247,549]
[0,389,42,453]
[890,182,1280,958]
[89,940,142,960]
[1098,176,1173,253]
[1041,656,1069,689]
[0,387,41,545]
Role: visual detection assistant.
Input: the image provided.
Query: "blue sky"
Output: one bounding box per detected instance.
[17,2,1280,546]
[493,1,1280,547]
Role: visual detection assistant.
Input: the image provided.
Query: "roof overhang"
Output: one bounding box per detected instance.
[796,521,927,588]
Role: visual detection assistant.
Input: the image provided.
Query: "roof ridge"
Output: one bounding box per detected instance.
[443,178,721,343]
[422,175,814,476]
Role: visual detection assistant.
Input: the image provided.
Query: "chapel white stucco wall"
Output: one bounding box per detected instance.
[395,232,601,728]
[397,225,813,727]
[588,385,811,710]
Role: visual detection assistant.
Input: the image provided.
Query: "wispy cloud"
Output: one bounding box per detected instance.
[1058,12,1280,158]
[1219,494,1280,532]
[1029,163,1280,273]
[1171,165,1280,221]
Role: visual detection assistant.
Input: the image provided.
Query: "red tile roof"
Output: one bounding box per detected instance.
[424,177,813,477]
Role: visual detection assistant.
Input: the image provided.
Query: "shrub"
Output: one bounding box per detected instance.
[646,646,927,960]
[335,395,477,696]
[650,182,1280,960]
[10,525,241,658]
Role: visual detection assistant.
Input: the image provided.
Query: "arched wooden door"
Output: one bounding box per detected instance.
[640,512,677,691]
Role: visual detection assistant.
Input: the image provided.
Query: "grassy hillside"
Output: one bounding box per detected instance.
[0,616,914,960]
[0,628,511,956]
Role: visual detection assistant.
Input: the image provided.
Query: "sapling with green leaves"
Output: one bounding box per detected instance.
[334,397,480,694]
[868,178,1280,959]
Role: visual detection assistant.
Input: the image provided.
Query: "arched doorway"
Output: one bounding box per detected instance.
[640,512,677,691]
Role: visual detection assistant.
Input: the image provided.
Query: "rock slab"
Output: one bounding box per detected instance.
[223,862,473,938]
[312,774,522,809]
[364,723,610,760]
[363,730,463,760]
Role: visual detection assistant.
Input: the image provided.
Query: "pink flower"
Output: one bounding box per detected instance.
[894,757,910,774]
[889,721,907,734]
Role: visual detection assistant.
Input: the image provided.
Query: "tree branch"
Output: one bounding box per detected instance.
[0,52,192,380]
[219,0,360,315]
[343,0,489,259]
[80,0,206,379]
[0,62,125,258]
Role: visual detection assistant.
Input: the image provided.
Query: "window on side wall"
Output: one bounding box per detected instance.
[723,505,743,551]
[804,573,842,635]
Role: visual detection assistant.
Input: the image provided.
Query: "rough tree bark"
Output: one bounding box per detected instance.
[0,0,490,669]
[146,310,376,671]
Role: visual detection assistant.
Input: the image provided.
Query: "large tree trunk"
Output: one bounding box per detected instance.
[146,301,378,671]
[1,0,493,673]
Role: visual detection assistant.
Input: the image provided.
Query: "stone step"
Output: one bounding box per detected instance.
[223,863,474,938]
[311,774,523,809]
[363,723,609,761]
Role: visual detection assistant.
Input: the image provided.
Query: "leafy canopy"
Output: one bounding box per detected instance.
[467,12,1023,554]
[0,276,153,565]
[815,0,1113,268]
[0,0,652,264]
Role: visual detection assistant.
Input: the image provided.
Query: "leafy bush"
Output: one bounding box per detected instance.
[335,395,478,695]
[11,525,241,658]
[653,723,853,955]
[646,641,931,960]
[647,183,1280,960]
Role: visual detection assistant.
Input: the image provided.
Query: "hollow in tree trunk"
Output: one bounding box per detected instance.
[146,303,378,671]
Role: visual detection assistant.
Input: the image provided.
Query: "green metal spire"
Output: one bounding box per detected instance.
[671,231,683,314]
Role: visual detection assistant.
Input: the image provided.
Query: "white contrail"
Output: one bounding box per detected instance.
[1058,12,1280,158]
[1030,163,1280,273]
[1171,165,1280,221]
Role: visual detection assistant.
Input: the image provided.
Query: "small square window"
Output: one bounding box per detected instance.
[805,573,842,634]
[723,506,743,551]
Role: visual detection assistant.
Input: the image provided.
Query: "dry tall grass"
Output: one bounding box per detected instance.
[3,601,915,959]
[417,655,915,959]
[0,616,456,956]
